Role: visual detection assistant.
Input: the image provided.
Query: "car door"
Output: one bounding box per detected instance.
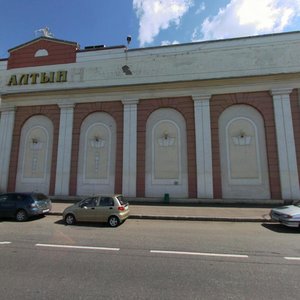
[76,196,99,222]
[0,194,8,217]
[0,194,16,218]
[93,196,115,222]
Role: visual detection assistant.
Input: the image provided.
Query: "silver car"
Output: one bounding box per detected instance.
[270,202,300,228]
[63,194,129,227]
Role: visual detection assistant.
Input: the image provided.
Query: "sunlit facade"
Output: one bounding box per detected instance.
[1,32,300,201]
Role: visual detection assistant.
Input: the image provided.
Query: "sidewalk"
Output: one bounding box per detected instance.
[50,201,276,222]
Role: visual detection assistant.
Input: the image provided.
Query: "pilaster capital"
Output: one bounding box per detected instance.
[0,105,16,113]
[270,88,293,97]
[122,98,139,106]
[58,101,75,109]
[192,94,212,102]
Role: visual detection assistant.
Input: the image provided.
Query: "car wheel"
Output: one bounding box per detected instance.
[15,209,28,222]
[65,214,76,225]
[108,216,120,227]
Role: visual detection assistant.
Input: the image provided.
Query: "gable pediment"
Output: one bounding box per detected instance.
[7,37,78,69]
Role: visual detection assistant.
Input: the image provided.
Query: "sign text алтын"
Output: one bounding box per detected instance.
[7,71,68,86]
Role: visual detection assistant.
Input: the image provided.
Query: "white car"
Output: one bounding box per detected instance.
[270,202,300,228]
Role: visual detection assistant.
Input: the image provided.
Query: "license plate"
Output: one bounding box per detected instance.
[43,209,50,213]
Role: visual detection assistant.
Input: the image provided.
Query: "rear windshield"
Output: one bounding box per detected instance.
[117,196,128,205]
[32,193,48,201]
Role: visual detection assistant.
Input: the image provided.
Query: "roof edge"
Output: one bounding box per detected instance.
[8,36,78,53]
[127,30,300,52]
[77,45,126,53]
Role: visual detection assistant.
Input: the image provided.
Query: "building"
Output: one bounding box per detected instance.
[1,31,300,201]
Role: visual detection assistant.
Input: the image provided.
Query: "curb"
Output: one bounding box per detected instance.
[129,215,272,222]
[48,211,272,223]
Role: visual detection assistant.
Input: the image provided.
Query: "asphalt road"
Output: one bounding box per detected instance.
[0,216,299,299]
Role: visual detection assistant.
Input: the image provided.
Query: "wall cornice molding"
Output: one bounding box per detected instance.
[3,74,300,107]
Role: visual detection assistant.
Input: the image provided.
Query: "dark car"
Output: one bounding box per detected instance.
[0,192,52,222]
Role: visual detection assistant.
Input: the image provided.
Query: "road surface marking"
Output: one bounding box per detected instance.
[0,242,11,245]
[150,250,248,258]
[35,243,120,251]
[284,257,300,261]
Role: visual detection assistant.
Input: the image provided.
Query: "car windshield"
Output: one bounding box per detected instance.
[117,195,128,205]
[32,193,48,201]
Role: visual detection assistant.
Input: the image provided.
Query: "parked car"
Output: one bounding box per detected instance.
[63,194,129,227]
[270,202,300,228]
[0,192,52,221]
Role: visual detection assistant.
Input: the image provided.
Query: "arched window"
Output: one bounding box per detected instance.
[16,115,53,194]
[34,49,49,57]
[77,112,116,195]
[145,108,188,198]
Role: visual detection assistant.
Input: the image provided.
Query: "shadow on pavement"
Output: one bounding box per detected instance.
[0,215,46,223]
[262,223,300,233]
[54,218,111,228]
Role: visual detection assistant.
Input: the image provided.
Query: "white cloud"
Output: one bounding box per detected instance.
[133,0,193,46]
[193,0,300,41]
[161,40,180,45]
[195,2,205,14]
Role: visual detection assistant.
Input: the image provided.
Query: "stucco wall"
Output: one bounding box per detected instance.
[8,105,60,194]
[137,96,196,198]
[2,32,300,96]
[210,91,280,199]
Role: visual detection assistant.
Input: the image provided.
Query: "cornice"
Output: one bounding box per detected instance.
[2,74,300,107]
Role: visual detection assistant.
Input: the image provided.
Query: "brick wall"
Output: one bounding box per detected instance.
[210,91,281,199]
[290,90,300,188]
[69,101,123,196]
[7,105,60,194]
[137,97,196,198]
[7,39,77,69]
[7,90,296,199]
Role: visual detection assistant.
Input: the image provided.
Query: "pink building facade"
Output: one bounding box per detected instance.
[1,32,300,202]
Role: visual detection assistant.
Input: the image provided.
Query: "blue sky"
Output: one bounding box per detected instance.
[1,0,300,58]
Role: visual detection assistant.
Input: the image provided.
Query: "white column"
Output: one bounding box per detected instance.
[0,106,15,192]
[55,103,74,195]
[271,89,300,200]
[122,99,138,197]
[192,95,213,198]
